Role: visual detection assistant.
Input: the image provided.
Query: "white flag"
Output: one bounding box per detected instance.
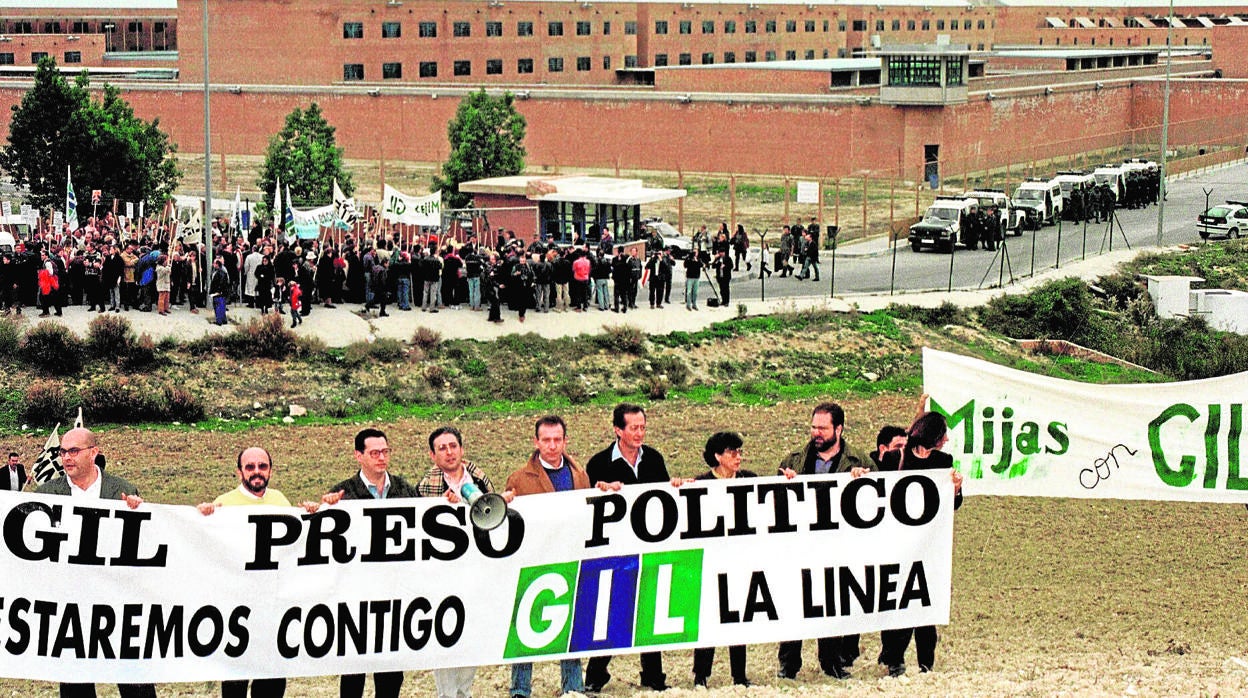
[273,176,282,232]
[333,178,359,230]
[31,424,63,485]
[381,184,441,226]
[65,165,79,232]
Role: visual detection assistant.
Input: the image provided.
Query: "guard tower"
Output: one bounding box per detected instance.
[878,43,972,106]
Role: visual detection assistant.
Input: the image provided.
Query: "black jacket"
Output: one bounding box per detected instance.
[585,442,669,486]
[328,472,420,500]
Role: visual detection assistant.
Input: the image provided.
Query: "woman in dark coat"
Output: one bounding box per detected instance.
[316,248,337,307]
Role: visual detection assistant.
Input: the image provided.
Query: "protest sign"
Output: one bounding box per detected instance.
[0,472,953,682]
[924,347,1248,502]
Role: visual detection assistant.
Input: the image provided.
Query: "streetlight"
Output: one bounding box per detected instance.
[203,0,213,279]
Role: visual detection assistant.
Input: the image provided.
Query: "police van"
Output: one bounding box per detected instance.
[1012,179,1063,229]
[908,196,976,253]
[1092,165,1127,203]
[961,189,1026,237]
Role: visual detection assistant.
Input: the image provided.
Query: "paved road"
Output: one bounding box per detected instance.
[719,160,1245,301]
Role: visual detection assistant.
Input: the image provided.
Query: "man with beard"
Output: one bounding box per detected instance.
[775,402,871,680]
[198,446,290,697]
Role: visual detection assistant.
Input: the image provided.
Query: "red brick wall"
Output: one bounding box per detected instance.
[0,34,105,66]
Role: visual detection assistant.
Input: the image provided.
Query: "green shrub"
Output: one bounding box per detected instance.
[556,375,594,404]
[221,315,298,360]
[164,386,205,423]
[1092,271,1144,311]
[343,337,407,365]
[462,358,488,377]
[20,322,84,375]
[79,377,166,423]
[978,278,1095,341]
[119,333,160,372]
[0,315,21,359]
[886,301,969,327]
[21,380,73,427]
[425,364,449,389]
[86,313,135,359]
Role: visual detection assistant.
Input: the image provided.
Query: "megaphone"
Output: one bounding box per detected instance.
[459,481,508,530]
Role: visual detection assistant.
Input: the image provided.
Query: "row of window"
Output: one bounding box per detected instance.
[2,20,163,33]
[864,18,987,32]
[343,18,840,39]
[0,51,80,65]
[341,48,837,79]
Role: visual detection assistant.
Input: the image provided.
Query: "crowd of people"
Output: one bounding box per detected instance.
[8,397,963,697]
[0,213,838,328]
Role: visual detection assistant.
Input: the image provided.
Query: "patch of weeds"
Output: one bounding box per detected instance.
[21,322,84,375]
[593,326,647,355]
[21,379,75,427]
[886,302,969,327]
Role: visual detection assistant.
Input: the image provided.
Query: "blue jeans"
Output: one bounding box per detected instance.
[594,279,609,310]
[396,277,411,310]
[685,278,699,309]
[467,277,481,309]
[510,660,583,697]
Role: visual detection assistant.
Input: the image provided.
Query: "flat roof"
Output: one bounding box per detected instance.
[460,176,686,206]
[0,0,175,7]
[994,48,1162,59]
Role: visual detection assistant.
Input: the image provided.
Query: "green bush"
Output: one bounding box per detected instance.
[21,380,74,427]
[119,333,160,372]
[343,337,407,365]
[462,357,488,377]
[0,315,21,359]
[80,377,167,423]
[886,301,969,327]
[164,386,205,422]
[593,326,647,355]
[86,313,135,359]
[219,315,298,360]
[978,278,1095,341]
[20,322,84,375]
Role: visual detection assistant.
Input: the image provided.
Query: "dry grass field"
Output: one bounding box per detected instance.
[4,395,1247,697]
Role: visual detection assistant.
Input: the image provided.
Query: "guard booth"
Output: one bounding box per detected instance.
[458,175,687,248]
[878,43,972,106]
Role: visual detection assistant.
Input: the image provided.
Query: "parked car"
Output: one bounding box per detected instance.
[961,189,1026,236]
[642,218,693,257]
[1013,178,1063,229]
[908,197,976,252]
[1197,200,1248,239]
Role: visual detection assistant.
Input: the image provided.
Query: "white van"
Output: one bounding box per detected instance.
[1092,166,1127,203]
[1012,179,1063,229]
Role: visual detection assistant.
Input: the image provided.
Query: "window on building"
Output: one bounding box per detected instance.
[603,21,611,34]
[786,20,797,32]
[343,22,363,39]
[679,52,691,65]
[839,20,848,31]
[154,21,167,33]
[977,19,985,29]
[680,20,691,34]
[852,20,866,31]
[745,20,757,33]
[419,22,437,38]
[548,56,564,71]
[892,19,901,31]
[577,21,590,35]
[805,49,815,59]
[875,20,885,31]
[702,52,714,64]
[420,61,438,77]
[655,53,668,66]
[624,54,637,67]
[785,49,796,60]
[454,60,471,75]
[963,19,971,30]
[936,19,945,30]
[907,19,916,30]
[745,50,757,62]
[0,53,13,65]
[603,55,611,69]
[382,62,402,78]
[765,20,776,33]
[724,51,735,63]
[128,22,142,33]
[703,20,715,34]
[922,19,930,30]
[64,51,81,64]
[12,21,32,34]
[487,58,503,74]
[725,20,736,33]
[886,55,944,87]
[824,19,830,31]
[655,20,668,34]
[382,21,401,38]
[343,63,364,80]
[73,21,89,33]
[947,57,964,84]
[805,20,816,32]
[486,21,503,37]
[577,56,591,70]
[454,21,471,37]
[44,22,61,33]
[517,58,533,73]
[625,21,637,35]
[824,48,830,58]
[518,21,533,36]
[765,50,776,61]
[548,21,563,36]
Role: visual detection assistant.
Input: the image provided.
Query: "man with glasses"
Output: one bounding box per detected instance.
[198,447,290,698]
[775,402,871,681]
[319,428,419,698]
[37,427,155,698]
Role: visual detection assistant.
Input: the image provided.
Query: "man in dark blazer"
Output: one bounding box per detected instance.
[1,451,26,491]
[583,403,674,693]
[37,428,155,698]
[317,427,418,698]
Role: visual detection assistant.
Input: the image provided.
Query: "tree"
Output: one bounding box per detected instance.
[0,57,180,220]
[434,90,526,211]
[256,102,351,219]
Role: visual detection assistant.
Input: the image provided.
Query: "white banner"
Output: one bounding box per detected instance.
[381,184,441,226]
[289,203,336,228]
[923,347,1248,502]
[0,473,953,683]
[796,180,820,205]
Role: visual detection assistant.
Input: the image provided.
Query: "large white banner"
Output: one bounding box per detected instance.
[289,203,337,228]
[381,184,441,226]
[0,473,953,683]
[924,347,1248,502]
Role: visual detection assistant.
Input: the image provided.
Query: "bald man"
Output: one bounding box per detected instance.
[199,446,290,698]
[37,427,154,698]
